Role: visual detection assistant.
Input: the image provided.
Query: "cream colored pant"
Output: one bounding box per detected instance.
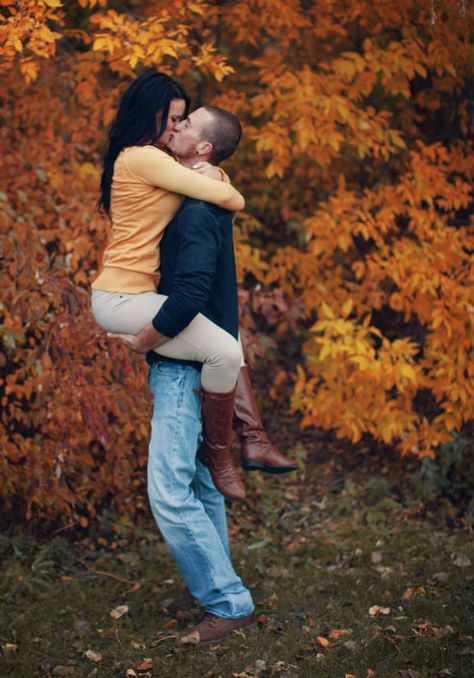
[91,289,244,393]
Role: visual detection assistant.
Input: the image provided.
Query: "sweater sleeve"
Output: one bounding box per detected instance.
[151,205,222,337]
[124,146,244,212]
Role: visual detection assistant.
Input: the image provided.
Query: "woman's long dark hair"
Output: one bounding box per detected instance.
[98,69,190,215]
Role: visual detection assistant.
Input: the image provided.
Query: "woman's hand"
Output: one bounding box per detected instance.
[192,161,225,181]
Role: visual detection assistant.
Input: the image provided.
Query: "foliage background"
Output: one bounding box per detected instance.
[1,0,473,523]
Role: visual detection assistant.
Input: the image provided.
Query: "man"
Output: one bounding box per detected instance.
[117,106,294,644]
[128,106,297,475]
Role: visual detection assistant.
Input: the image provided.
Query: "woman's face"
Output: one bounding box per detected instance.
[155,98,187,147]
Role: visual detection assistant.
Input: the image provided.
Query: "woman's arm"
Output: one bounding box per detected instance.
[125,146,244,211]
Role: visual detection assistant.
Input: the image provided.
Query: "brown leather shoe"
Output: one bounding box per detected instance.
[234,367,298,474]
[198,387,246,501]
[179,611,256,645]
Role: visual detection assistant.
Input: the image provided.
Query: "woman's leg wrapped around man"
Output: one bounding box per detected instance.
[91,289,246,498]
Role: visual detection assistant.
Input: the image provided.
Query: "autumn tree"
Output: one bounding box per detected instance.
[1,0,472,522]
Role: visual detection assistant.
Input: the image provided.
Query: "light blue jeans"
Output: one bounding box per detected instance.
[147,360,254,619]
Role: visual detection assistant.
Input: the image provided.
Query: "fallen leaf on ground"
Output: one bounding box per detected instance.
[110,604,129,619]
[453,554,471,568]
[244,660,267,675]
[128,582,142,592]
[369,605,391,616]
[433,572,449,583]
[402,586,425,600]
[412,622,434,636]
[163,618,178,629]
[2,643,17,651]
[329,628,352,640]
[84,649,102,663]
[371,551,383,564]
[96,627,115,638]
[315,635,330,647]
[137,659,153,670]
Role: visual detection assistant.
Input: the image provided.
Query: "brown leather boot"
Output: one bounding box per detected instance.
[198,387,246,501]
[234,366,298,473]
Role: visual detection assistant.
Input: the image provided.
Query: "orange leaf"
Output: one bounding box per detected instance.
[315,635,330,647]
[136,660,153,671]
[329,628,352,640]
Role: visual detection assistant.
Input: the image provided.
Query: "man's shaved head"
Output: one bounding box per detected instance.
[200,106,242,164]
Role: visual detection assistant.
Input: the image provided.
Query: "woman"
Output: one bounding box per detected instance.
[91,70,250,501]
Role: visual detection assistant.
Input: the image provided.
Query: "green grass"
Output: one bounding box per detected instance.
[1,458,473,678]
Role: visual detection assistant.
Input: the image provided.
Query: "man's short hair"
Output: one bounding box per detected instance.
[201,106,242,165]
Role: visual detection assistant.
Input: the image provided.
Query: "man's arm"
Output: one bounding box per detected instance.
[120,204,222,354]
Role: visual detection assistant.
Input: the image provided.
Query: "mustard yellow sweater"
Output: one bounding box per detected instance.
[92,145,244,293]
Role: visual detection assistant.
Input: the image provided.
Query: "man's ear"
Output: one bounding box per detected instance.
[196,141,213,157]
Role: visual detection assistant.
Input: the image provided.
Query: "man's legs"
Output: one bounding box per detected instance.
[147,361,253,619]
[192,459,230,557]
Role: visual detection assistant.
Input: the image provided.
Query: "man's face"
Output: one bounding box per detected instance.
[166,107,214,159]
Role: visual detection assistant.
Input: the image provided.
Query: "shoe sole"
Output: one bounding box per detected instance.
[242,461,298,474]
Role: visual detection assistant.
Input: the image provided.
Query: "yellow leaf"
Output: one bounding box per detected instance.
[399,364,417,384]
[320,302,334,319]
[342,299,354,318]
[93,36,111,52]
[162,43,178,58]
[13,36,23,53]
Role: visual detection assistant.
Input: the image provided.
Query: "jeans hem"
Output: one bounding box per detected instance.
[205,605,255,619]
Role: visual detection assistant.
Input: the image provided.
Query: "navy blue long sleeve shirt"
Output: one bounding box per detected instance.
[146,198,239,368]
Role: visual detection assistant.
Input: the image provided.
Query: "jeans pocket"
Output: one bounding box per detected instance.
[156,361,184,378]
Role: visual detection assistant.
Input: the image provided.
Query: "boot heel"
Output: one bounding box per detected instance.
[233,367,298,474]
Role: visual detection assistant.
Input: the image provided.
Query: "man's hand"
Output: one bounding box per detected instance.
[108,323,169,354]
